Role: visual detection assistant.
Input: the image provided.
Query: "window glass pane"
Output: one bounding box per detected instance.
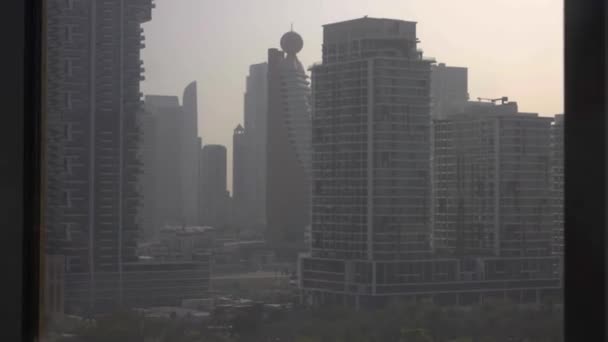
[41,1,564,341]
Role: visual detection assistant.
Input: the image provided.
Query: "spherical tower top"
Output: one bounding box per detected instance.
[280,30,303,55]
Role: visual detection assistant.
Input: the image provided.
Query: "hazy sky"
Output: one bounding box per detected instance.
[141,0,563,192]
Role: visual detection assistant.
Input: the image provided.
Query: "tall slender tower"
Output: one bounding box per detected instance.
[246,64,269,229]
[200,145,230,228]
[143,95,183,233]
[140,83,200,236]
[233,63,268,234]
[266,30,312,258]
[300,17,433,307]
[232,124,248,229]
[181,82,200,225]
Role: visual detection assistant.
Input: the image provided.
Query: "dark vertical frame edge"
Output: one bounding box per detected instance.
[0,0,40,340]
[23,0,43,339]
[564,0,606,341]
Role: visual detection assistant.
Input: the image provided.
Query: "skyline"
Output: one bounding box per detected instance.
[42,2,566,326]
[141,0,563,192]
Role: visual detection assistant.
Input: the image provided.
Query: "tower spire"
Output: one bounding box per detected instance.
[290,22,293,32]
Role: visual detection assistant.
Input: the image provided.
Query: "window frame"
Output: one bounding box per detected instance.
[564,0,607,340]
[1,0,42,341]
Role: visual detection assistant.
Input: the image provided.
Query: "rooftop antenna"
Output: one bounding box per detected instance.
[290,22,293,32]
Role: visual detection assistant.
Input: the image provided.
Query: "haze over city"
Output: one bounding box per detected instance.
[141,0,563,191]
[41,0,566,338]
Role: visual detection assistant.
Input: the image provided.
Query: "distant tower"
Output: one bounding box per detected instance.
[200,145,230,228]
[232,62,268,234]
[181,82,200,225]
[280,29,312,175]
[266,30,312,258]
[141,82,200,236]
[143,95,184,235]
[232,124,248,229]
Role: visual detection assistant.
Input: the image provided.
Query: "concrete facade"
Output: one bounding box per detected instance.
[200,145,231,228]
[301,17,434,305]
[432,102,553,257]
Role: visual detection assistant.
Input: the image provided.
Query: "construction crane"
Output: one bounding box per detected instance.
[477,96,509,105]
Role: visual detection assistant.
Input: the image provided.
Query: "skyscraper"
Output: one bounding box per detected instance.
[196,137,203,223]
[180,82,200,225]
[142,95,184,235]
[244,64,269,220]
[200,145,231,228]
[300,17,434,306]
[266,30,312,257]
[234,63,268,232]
[432,101,554,257]
[232,124,248,229]
[44,0,153,313]
[139,82,200,238]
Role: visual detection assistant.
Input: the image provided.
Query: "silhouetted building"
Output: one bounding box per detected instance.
[233,124,248,228]
[44,0,153,313]
[143,95,184,236]
[266,30,312,258]
[244,63,268,226]
[139,82,201,239]
[300,17,434,305]
[180,82,200,225]
[430,63,469,119]
[200,145,231,228]
[550,114,564,255]
[233,63,269,233]
[432,101,554,257]
[197,137,203,223]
